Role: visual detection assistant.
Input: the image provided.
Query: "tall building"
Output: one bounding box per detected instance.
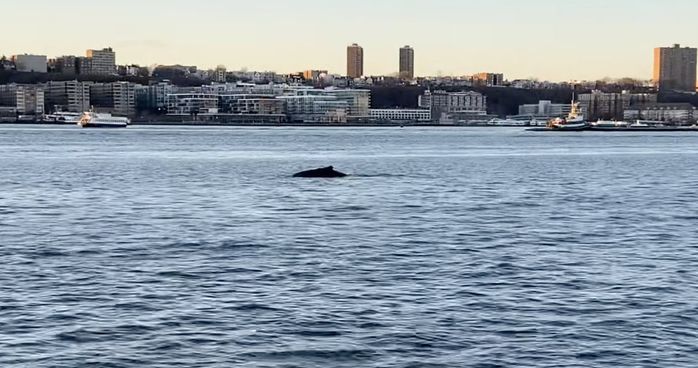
[399,46,415,80]
[90,82,137,116]
[45,81,91,113]
[653,44,697,92]
[0,84,45,115]
[84,48,116,75]
[347,43,364,79]
[12,54,47,73]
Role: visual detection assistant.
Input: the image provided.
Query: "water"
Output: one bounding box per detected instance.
[1,125,698,367]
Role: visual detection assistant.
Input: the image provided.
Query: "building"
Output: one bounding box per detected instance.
[214,65,227,83]
[89,82,137,116]
[166,93,219,116]
[45,81,91,113]
[137,81,175,113]
[0,84,45,115]
[472,73,505,86]
[347,43,364,78]
[370,108,431,122]
[76,57,92,75]
[518,100,572,118]
[218,94,285,115]
[278,95,348,123]
[322,88,371,121]
[399,46,415,80]
[84,48,116,75]
[419,90,487,113]
[653,44,697,92]
[12,54,47,73]
[578,90,657,120]
[624,103,696,124]
[53,56,78,74]
[419,90,488,123]
[302,70,329,83]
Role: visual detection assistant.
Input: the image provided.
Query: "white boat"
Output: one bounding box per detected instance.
[77,112,130,128]
[591,120,629,129]
[488,118,528,126]
[44,112,82,124]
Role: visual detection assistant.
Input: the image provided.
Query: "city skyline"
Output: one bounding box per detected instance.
[3,0,698,81]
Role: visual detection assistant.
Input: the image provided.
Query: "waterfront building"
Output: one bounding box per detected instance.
[12,54,47,73]
[518,100,572,118]
[399,46,415,80]
[624,103,696,124]
[137,81,175,112]
[321,88,370,121]
[277,95,348,123]
[166,93,219,116]
[578,90,657,120]
[89,82,137,117]
[653,44,697,92]
[419,90,487,113]
[419,90,488,123]
[45,81,91,113]
[472,73,505,87]
[370,108,431,122]
[84,48,116,75]
[347,43,364,79]
[218,94,285,115]
[0,84,45,115]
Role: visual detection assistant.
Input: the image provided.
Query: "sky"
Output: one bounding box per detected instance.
[3,0,698,81]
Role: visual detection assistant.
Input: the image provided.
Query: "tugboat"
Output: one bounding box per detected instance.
[547,99,588,131]
[77,111,130,128]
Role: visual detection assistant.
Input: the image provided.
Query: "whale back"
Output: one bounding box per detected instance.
[293,166,347,178]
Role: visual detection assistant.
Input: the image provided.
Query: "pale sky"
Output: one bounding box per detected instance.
[3,0,697,81]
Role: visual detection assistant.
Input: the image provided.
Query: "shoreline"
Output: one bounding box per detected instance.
[3,120,698,131]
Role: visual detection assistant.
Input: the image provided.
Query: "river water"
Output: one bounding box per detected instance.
[1,125,697,367]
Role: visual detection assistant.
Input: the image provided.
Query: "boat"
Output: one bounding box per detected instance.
[44,111,82,124]
[547,99,588,131]
[488,118,528,126]
[591,120,629,129]
[77,111,130,128]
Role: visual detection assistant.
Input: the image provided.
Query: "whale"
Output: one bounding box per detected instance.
[293,166,348,178]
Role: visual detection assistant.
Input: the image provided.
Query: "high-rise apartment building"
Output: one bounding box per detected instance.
[399,46,415,80]
[653,44,697,92]
[45,81,91,113]
[84,48,116,75]
[0,84,45,115]
[347,43,364,79]
[90,82,136,116]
